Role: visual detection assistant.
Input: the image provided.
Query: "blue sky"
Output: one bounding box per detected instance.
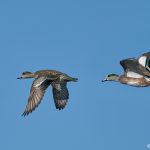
[0,0,150,150]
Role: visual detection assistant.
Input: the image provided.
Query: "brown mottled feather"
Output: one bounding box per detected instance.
[52,80,69,110]
[119,75,150,87]
[34,70,62,78]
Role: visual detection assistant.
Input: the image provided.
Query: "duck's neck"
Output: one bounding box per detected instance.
[111,75,120,82]
[27,73,35,78]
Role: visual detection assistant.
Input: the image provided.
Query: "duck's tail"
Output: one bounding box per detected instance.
[64,75,78,82]
[67,77,78,82]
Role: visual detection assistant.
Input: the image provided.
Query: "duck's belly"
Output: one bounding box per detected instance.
[119,76,150,87]
[126,80,145,87]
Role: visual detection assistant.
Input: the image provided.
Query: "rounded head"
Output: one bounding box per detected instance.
[17,71,33,79]
[102,74,119,82]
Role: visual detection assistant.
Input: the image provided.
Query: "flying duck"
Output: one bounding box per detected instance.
[102,52,150,87]
[17,70,78,116]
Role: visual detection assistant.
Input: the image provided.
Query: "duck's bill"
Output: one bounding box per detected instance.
[17,77,23,79]
[102,79,107,82]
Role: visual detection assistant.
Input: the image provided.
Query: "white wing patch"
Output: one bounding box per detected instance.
[138,56,147,67]
[145,77,150,82]
[127,71,143,78]
[33,77,47,87]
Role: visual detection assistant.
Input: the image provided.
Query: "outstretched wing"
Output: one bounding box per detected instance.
[52,80,69,110]
[120,58,150,77]
[138,52,150,72]
[22,76,52,116]
[141,51,150,57]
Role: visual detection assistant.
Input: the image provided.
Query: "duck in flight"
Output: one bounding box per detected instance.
[102,52,150,87]
[17,70,78,116]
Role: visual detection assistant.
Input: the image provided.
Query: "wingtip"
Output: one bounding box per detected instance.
[21,111,29,117]
[21,112,27,117]
[55,99,68,110]
[56,107,65,110]
[21,113,26,117]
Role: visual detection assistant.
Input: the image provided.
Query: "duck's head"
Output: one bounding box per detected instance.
[17,71,34,79]
[102,74,119,82]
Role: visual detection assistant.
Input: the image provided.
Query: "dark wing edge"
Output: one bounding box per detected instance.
[141,51,150,57]
[120,58,136,72]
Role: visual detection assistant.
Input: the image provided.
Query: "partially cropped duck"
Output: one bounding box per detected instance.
[17,70,78,116]
[102,52,150,87]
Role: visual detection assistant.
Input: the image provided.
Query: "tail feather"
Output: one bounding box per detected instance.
[55,99,68,110]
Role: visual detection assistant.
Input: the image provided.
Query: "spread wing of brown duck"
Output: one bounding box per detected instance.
[52,80,69,110]
[120,58,150,77]
[22,76,52,116]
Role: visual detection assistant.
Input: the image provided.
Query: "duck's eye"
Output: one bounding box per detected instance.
[22,71,29,75]
[108,74,115,77]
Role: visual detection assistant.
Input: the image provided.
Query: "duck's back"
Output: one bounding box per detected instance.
[35,70,62,77]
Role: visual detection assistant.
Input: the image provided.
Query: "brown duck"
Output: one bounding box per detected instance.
[17,70,78,116]
[102,52,150,87]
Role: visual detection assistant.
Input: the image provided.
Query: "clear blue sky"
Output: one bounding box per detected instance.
[0,0,150,150]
